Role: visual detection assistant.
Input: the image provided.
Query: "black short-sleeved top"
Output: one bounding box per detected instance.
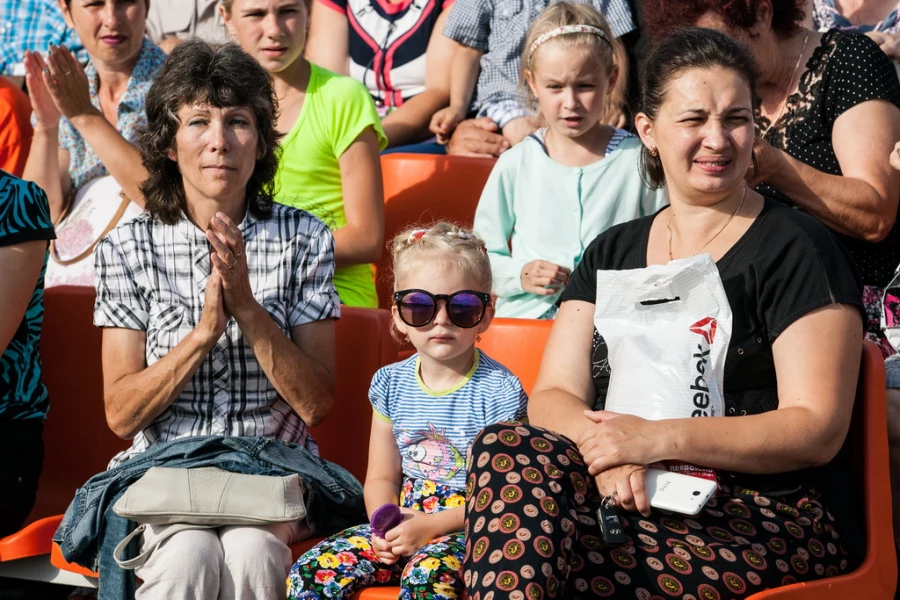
[0,171,55,421]
[561,198,866,553]
[757,29,900,289]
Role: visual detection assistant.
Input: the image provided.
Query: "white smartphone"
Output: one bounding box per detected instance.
[645,468,717,516]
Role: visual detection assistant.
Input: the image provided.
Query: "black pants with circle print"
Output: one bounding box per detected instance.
[463,422,853,600]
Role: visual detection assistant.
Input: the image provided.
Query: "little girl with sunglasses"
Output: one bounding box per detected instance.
[287,222,527,600]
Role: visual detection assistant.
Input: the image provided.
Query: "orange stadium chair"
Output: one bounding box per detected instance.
[307,306,399,484]
[355,334,895,600]
[22,298,897,599]
[376,153,496,310]
[51,305,399,580]
[0,286,127,567]
[15,298,394,584]
[476,317,552,396]
[747,341,897,599]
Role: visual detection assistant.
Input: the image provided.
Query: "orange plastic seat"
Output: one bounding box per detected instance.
[288,307,396,564]
[24,297,898,600]
[747,341,896,599]
[34,301,393,581]
[476,318,553,396]
[33,286,131,521]
[376,153,496,310]
[0,286,126,566]
[50,540,98,578]
[0,516,63,562]
[307,306,399,483]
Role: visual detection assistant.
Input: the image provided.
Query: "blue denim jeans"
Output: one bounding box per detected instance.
[54,436,365,600]
[887,354,900,389]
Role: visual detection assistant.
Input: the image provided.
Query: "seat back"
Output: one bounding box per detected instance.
[32,286,129,522]
[35,291,397,520]
[476,318,553,396]
[747,341,897,599]
[376,153,496,309]
[309,307,398,483]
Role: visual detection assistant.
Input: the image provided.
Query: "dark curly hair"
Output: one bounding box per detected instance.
[638,28,759,189]
[642,0,805,43]
[140,40,282,225]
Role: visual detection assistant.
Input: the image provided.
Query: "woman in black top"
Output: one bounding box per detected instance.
[463,28,865,599]
[642,0,900,357]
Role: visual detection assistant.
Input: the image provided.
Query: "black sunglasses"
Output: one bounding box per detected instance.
[393,289,492,329]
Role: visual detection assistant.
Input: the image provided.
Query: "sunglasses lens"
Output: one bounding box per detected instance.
[448,293,486,328]
[400,292,436,327]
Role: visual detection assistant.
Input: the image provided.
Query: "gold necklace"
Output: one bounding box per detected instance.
[668,187,747,261]
[761,30,810,138]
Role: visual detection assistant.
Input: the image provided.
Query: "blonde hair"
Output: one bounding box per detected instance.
[221,0,311,14]
[521,2,629,124]
[391,222,492,293]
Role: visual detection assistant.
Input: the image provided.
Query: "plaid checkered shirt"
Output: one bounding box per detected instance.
[0,0,88,76]
[443,0,634,128]
[94,204,341,468]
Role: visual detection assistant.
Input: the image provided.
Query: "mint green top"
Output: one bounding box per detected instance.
[274,63,387,308]
[473,130,668,319]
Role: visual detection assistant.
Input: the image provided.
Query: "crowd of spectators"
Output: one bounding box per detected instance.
[2,0,900,599]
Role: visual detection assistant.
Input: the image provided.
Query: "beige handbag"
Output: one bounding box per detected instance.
[112,467,306,569]
[45,175,143,288]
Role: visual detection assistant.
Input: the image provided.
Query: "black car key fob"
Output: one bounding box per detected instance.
[597,502,627,546]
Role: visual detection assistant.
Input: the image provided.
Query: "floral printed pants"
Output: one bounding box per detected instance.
[287,478,466,599]
[464,422,853,600]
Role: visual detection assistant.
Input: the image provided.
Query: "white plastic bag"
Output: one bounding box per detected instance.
[593,254,732,421]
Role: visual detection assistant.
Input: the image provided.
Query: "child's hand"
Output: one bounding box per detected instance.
[430,106,466,143]
[371,533,399,565]
[384,508,438,557]
[521,260,571,295]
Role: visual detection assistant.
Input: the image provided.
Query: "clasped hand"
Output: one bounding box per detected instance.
[198,213,254,344]
[577,410,662,516]
[24,45,97,128]
[371,508,438,564]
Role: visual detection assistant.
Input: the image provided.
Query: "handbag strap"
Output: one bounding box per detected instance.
[113,522,218,570]
[49,191,133,266]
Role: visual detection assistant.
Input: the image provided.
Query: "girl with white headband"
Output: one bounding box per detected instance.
[472,2,667,320]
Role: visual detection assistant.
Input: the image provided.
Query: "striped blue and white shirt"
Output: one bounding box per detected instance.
[370,349,527,490]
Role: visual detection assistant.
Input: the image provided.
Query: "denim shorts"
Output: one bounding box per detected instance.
[886,354,900,389]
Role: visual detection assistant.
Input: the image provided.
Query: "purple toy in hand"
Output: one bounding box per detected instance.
[370,503,403,538]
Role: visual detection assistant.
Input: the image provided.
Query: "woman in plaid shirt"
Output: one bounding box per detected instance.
[92,39,341,599]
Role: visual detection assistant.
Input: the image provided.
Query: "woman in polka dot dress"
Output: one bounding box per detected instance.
[463,28,865,600]
[643,0,900,359]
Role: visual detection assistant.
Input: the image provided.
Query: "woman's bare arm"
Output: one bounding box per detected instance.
[0,241,46,354]
[381,9,456,147]
[102,270,227,439]
[306,0,350,75]
[528,300,600,439]
[757,99,900,242]
[334,127,384,267]
[579,303,863,475]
